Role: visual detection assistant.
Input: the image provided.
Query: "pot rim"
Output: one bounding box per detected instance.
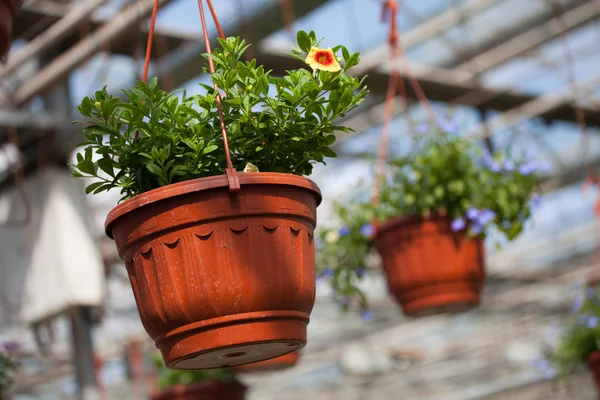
[375,211,448,236]
[105,172,322,237]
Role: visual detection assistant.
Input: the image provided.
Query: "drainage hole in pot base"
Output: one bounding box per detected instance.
[171,341,302,370]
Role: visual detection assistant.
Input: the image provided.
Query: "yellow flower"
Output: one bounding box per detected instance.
[305,47,341,72]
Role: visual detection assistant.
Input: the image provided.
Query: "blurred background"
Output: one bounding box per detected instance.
[1,0,600,398]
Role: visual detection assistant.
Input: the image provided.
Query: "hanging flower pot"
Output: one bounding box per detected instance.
[71,0,367,368]
[373,214,485,316]
[106,174,320,369]
[316,120,542,318]
[0,0,20,57]
[231,351,299,373]
[588,351,600,392]
[150,380,247,400]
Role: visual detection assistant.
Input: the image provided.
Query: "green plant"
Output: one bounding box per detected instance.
[534,283,600,380]
[70,31,368,200]
[153,354,234,390]
[0,342,17,397]
[316,119,543,312]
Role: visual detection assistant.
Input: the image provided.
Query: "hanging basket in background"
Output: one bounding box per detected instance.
[231,351,300,373]
[0,0,20,57]
[374,213,485,317]
[587,351,600,393]
[106,174,320,369]
[150,380,247,400]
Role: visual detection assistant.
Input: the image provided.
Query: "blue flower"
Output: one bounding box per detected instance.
[589,316,599,328]
[360,223,376,237]
[539,161,551,173]
[466,207,480,220]
[356,268,365,278]
[416,124,429,134]
[470,222,484,235]
[321,268,334,278]
[360,310,374,321]
[544,367,557,380]
[531,193,541,208]
[338,226,351,237]
[450,217,466,232]
[518,161,537,176]
[477,209,496,226]
[438,114,459,134]
[483,152,502,172]
[577,314,588,325]
[588,286,597,299]
[531,357,550,371]
[503,160,514,171]
[571,294,584,314]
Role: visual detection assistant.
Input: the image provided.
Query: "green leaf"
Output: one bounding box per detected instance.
[97,158,115,177]
[297,30,311,53]
[146,163,164,178]
[85,182,104,194]
[202,145,218,155]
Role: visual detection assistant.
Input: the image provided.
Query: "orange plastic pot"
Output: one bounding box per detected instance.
[588,351,600,392]
[0,0,19,57]
[231,351,299,373]
[373,214,485,317]
[106,173,321,369]
[150,380,247,400]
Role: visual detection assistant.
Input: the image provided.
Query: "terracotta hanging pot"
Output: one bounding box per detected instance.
[588,351,600,392]
[0,0,20,58]
[150,380,247,400]
[373,213,485,317]
[106,173,320,370]
[231,351,299,373]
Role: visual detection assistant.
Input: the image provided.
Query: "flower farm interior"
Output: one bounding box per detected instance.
[1,0,600,399]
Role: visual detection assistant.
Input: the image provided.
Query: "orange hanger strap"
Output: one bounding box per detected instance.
[196,0,240,191]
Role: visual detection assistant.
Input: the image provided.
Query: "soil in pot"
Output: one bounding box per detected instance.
[150,380,247,400]
[373,213,485,317]
[106,173,321,370]
[231,351,299,373]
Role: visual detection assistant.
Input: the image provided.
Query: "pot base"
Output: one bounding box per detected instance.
[395,281,481,317]
[157,310,308,369]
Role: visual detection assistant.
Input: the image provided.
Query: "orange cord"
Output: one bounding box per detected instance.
[134,0,161,140]
[197,0,240,190]
[206,0,226,40]
[372,0,433,205]
[142,0,160,83]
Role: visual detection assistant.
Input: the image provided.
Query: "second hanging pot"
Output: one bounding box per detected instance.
[106,173,321,369]
[373,213,485,317]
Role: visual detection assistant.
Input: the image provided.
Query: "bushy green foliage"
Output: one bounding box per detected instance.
[71,31,368,200]
[534,284,600,380]
[316,120,543,312]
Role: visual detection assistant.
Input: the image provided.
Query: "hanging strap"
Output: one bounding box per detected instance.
[137,0,240,191]
[371,0,435,206]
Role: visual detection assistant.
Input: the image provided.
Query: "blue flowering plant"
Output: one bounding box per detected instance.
[0,342,17,397]
[534,283,600,380]
[316,118,543,312]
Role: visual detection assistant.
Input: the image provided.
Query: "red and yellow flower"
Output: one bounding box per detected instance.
[305,47,341,72]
